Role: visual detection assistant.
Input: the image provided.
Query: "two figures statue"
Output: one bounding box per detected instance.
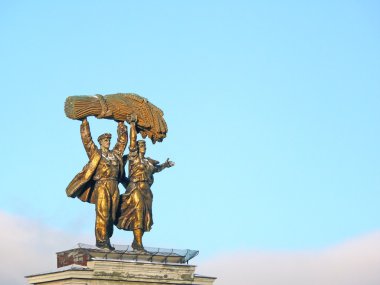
[65,94,174,251]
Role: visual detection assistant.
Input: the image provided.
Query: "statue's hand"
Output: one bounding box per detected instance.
[117,121,127,134]
[165,158,175,168]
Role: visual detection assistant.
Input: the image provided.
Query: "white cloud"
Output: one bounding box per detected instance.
[198,232,380,285]
[0,211,89,285]
[3,210,380,285]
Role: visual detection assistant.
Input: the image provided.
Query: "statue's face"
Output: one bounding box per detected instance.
[100,138,110,150]
[138,144,146,155]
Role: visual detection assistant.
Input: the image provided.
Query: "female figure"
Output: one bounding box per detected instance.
[116,117,174,250]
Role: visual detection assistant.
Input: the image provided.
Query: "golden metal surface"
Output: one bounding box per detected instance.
[66,118,127,250]
[65,96,173,251]
[116,118,174,250]
[64,93,167,143]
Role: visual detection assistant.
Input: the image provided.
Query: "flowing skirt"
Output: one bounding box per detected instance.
[116,181,153,231]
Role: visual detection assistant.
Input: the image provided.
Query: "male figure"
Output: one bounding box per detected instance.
[66,118,127,250]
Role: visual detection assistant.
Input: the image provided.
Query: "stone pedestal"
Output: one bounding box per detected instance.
[26,244,216,285]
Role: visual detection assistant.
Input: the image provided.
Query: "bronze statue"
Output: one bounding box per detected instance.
[66,118,127,250]
[116,117,174,250]
[65,94,173,251]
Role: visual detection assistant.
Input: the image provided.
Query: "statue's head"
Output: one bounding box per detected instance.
[137,140,146,155]
[98,133,112,150]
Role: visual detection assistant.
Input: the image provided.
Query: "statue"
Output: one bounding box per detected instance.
[116,117,174,250]
[66,118,128,250]
[65,94,173,251]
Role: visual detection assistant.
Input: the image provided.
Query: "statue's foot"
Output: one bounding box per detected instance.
[96,242,115,251]
[131,240,145,251]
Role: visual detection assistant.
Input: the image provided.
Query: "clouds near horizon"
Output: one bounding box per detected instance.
[199,232,380,285]
[0,211,88,285]
[2,211,380,285]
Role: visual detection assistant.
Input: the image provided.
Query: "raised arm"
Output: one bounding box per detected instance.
[80,118,97,159]
[129,119,137,151]
[113,121,128,155]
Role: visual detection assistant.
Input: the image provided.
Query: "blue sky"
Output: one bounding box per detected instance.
[0,0,379,268]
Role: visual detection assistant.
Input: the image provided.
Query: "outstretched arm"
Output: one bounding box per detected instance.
[80,118,97,159]
[153,158,175,173]
[113,121,128,155]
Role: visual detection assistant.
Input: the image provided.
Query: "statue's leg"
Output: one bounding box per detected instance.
[95,182,113,250]
[131,184,145,250]
[132,229,144,251]
[108,183,120,240]
[111,185,120,223]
